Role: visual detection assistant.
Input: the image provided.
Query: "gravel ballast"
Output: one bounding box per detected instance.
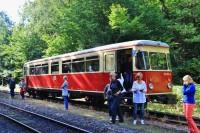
[0,92,141,133]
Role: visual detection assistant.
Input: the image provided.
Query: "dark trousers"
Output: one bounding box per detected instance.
[111,95,123,123]
[108,97,113,117]
[10,88,15,98]
[20,92,25,99]
[133,103,145,120]
[63,96,68,110]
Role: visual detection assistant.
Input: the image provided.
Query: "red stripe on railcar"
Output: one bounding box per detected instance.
[27,72,110,92]
[27,71,172,95]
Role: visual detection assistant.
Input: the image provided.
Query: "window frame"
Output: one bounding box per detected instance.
[104,52,115,72]
[149,52,168,70]
[72,58,85,73]
[62,60,72,73]
[85,55,100,72]
[135,51,150,70]
[51,62,59,74]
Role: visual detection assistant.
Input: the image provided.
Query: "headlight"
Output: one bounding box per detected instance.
[149,83,154,90]
[167,82,173,89]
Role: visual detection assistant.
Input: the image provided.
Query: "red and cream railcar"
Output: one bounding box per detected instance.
[23,40,175,103]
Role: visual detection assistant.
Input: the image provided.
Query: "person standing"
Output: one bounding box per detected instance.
[182,75,199,133]
[104,83,112,120]
[61,76,69,110]
[19,78,26,99]
[110,72,124,124]
[8,77,16,98]
[132,72,147,125]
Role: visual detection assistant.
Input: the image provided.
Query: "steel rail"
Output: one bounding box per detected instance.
[0,101,92,133]
[0,112,41,133]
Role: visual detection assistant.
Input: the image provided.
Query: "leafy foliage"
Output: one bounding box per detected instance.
[0,0,199,83]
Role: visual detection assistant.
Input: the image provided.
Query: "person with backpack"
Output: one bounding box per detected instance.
[8,77,16,98]
[19,78,26,99]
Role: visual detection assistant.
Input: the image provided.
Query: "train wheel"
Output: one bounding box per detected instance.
[32,90,36,98]
[91,97,105,106]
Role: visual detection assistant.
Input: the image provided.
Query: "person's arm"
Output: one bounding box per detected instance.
[61,82,66,89]
[113,81,122,95]
[19,82,22,88]
[183,84,195,95]
[117,80,123,91]
[131,82,138,93]
[140,81,147,93]
[103,84,109,98]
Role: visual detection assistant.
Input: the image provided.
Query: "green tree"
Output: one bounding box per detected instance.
[0,11,12,45]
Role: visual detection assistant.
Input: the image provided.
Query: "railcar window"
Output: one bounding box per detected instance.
[29,66,35,75]
[150,52,168,70]
[62,60,71,73]
[23,67,27,76]
[167,54,171,70]
[135,51,150,70]
[51,62,59,74]
[35,65,42,75]
[105,54,115,71]
[72,58,85,72]
[86,56,99,72]
[41,64,49,74]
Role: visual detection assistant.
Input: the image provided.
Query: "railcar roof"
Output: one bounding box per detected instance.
[25,40,169,64]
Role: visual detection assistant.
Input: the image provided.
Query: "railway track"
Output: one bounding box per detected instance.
[147,110,200,128]
[0,101,91,133]
[0,112,38,133]
[25,95,200,128]
[1,90,199,130]
[61,99,200,129]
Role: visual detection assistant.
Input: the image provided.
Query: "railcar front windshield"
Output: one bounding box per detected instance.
[135,51,150,70]
[149,52,168,70]
[135,51,170,70]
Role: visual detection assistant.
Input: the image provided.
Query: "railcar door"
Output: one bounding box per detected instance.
[116,49,133,73]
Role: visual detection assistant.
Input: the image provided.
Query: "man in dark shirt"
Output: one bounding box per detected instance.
[8,77,16,98]
[110,72,124,124]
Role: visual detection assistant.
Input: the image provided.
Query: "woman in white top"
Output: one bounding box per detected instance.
[61,76,69,110]
[132,72,147,125]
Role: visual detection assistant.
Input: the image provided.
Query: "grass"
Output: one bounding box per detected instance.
[148,84,200,117]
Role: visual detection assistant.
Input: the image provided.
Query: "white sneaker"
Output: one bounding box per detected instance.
[116,116,119,121]
[109,117,112,121]
[133,120,137,125]
[141,120,144,125]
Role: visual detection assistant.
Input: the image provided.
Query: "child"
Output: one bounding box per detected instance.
[19,78,26,99]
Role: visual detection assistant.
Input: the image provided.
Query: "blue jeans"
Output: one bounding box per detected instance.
[63,96,68,110]
[133,103,145,120]
[108,96,113,117]
[111,95,123,123]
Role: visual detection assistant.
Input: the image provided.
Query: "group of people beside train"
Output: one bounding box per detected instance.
[104,72,146,124]
[6,73,199,133]
[103,72,199,132]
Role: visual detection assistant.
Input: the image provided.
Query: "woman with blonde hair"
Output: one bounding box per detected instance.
[132,72,147,125]
[182,75,199,133]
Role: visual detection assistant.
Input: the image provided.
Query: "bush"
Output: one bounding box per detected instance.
[173,58,200,84]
